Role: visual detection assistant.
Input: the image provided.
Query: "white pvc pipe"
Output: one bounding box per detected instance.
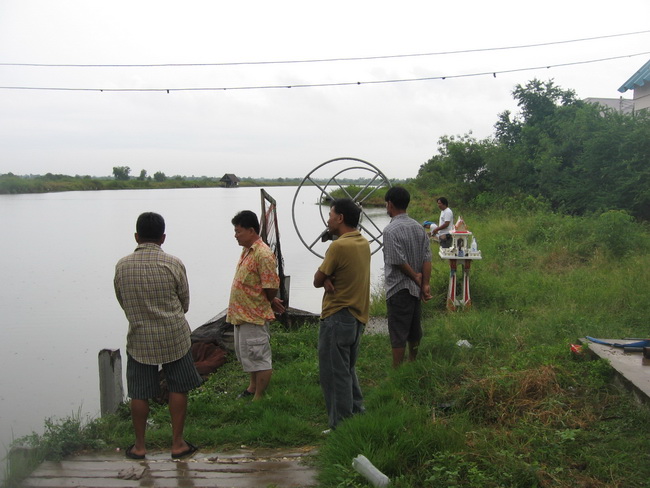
[352,454,390,487]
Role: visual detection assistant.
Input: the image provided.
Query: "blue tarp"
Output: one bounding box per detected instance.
[586,336,650,348]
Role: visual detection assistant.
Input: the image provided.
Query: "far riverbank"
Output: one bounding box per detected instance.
[0,173,408,195]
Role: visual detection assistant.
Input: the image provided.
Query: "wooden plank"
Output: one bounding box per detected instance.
[22,479,140,488]
[20,449,319,488]
[29,461,313,477]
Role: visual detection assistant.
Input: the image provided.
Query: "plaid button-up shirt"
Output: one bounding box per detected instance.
[383,213,432,300]
[114,242,191,365]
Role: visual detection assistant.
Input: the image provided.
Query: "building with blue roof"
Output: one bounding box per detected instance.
[618,59,650,112]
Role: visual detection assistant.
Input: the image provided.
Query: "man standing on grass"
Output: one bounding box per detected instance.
[383,187,432,368]
[314,198,370,430]
[430,197,454,248]
[114,212,202,460]
[227,210,285,401]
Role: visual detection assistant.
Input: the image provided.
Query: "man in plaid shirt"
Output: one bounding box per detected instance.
[383,187,432,368]
[114,212,202,460]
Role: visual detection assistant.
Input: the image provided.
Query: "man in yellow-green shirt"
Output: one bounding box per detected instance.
[314,198,370,430]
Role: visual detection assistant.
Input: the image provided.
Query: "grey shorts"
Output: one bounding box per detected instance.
[387,289,422,348]
[234,322,272,372]
[126,350,203,400]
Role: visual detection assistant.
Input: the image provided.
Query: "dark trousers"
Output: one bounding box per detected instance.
[318,308,365,429]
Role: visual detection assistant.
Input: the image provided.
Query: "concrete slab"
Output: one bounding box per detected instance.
[580,338,650,405]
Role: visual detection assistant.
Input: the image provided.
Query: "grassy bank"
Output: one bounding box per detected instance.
[5,202,650,487]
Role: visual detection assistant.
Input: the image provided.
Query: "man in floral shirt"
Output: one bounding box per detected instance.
[227,210,285,400]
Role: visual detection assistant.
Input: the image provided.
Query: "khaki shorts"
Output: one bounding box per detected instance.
[234,322,272,372]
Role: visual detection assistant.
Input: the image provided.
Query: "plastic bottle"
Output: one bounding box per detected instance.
[471,237,478,252]
[352,455,390,487]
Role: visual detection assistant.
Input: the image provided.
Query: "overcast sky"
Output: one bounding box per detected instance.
[1,1,649,181]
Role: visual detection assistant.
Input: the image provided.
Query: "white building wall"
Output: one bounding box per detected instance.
[583,97,634,114]
[633,83,650,112]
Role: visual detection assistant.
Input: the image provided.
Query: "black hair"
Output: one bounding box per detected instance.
[231,210,260,234]
[385,186,410,210]
[136,212,165,241]
[437,197,449,206]
[331,198,361,228]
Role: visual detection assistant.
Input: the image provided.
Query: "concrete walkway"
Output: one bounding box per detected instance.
[581,338,650,405]
[20,447,318,488]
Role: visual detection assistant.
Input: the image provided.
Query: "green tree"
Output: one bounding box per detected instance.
[153,171,166,182]
[112,166,131,181]
[417,78,650,219]
[138,169,147,181]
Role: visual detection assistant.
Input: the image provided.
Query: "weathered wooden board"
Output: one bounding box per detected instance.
[20,448,318,488]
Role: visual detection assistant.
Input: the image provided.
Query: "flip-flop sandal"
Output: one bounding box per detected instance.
[237,389,254,399]
[171,440,198,459]
[125,444,145,460]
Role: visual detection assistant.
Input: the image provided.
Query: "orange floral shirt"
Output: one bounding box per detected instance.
[227,238,279,325]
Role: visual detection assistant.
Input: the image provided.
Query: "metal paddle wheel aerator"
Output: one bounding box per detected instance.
[291,157,391,259]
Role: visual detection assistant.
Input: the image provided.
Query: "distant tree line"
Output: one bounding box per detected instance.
[0,172,225,194]
[416,79,650,221]
[0,169,406,194]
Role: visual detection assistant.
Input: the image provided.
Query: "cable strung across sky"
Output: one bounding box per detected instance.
[1,29,649,68]
[1,51,649,93]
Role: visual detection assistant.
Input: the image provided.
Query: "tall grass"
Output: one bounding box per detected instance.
[6,204,650,488]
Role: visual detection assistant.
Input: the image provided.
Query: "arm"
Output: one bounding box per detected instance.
[315,245,337,293]
[263,288,277,301]
[398,263,421,286]
[420,261,432,301]
[398,262,432,301]
[432,220,450,235]
[314,270,336,293]
[256,249,285,313]
[264,288,286,314]
[178,266,191,313]
[113,275,124,309]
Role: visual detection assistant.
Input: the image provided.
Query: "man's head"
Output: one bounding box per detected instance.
[437,197,449,211]
[231,210,260,248]
[135,212,165,244]
[385,186,410,217]
[327,198,361,236]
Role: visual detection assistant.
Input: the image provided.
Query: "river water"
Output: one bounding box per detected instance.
[0,185,389,463]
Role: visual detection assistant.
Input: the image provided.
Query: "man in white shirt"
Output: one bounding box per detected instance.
[430,197,453,248]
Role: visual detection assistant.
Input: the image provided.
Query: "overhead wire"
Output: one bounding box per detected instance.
[1,29,649,68]
[1,51,648,93]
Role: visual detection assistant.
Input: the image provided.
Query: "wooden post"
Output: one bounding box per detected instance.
[98,349,124,416]
[282,275,291,309]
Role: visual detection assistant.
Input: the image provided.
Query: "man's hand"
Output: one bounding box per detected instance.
[420,284,432,302]
[413,272,423,287]
[324,277,336,293]
[271,297,286,314]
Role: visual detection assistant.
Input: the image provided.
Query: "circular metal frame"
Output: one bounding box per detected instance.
[291,157,391,258]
